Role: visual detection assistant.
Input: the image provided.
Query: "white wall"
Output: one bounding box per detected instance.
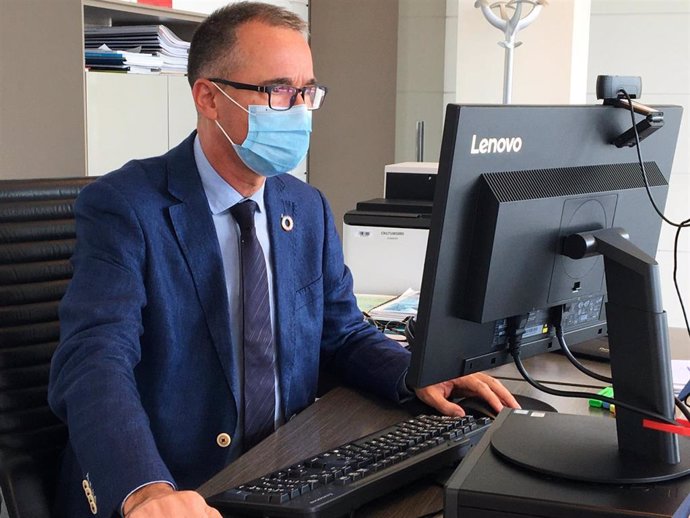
[449,0,591,104]
[588,0,690,328]
[395,0,447,163]
[173,0,308,20]
[396,0,592,165]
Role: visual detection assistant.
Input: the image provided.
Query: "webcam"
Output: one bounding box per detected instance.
[596,75,642,100]
[596,75,663,148]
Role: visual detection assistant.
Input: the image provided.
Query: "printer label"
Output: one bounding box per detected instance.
[381,231,405,240]
[470,134,522,155]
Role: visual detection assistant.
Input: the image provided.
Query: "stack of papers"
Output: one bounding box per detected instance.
[120,49,165,74]
[84,25,190,74]
[85,45,166,74]
[85,48,127,71]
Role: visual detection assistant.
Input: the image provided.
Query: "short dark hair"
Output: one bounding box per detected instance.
[187,1,308,87]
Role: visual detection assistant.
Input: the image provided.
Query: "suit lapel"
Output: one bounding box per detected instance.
[264,177,298,415]
[165,134,240,407]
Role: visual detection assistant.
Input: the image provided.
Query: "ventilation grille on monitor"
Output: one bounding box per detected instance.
[482,162,666,202]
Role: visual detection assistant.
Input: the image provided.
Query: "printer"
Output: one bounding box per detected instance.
[343,162,437,295]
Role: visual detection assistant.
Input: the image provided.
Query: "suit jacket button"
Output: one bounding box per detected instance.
[217,433,232,448]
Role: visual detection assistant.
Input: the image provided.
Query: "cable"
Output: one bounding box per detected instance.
[673,223,690,337]
[404,318,414,341]
[549,305,612,383]
[510,348,678,426]
[676,396,690,422]
[555,327,612,384]
[621,91,689,229]
[364,312,411,339]
[621,90,690,341]
[552,315,690,420]
[613,93,690,421]
[503,315,681,426]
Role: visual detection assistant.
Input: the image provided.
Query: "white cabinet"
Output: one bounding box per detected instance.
[168,75,198,148]
[86,73,197,176]
[0,0,203,180]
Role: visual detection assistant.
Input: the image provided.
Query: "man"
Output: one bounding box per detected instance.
[48,3,518,517]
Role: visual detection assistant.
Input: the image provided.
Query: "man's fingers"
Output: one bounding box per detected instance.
[414,373,521,418]
[127,490,217,518]
[474,374,520,410]
[447,373,520,415]
[455,375,503,414]
[470,380,507,414]
[416,387,466,417]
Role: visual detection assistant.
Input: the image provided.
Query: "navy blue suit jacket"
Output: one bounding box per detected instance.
[48,133,411,517]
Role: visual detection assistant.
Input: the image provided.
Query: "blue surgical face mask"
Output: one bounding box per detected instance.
[213,83,312,177]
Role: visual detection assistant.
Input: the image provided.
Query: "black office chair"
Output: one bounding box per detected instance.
[0,178,93,518]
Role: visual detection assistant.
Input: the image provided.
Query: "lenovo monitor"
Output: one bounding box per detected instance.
[406,103,688,487]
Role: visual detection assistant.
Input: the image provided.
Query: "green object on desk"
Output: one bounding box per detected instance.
[589,386,613,408]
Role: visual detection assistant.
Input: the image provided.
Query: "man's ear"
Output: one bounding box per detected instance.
[192,79,220,120]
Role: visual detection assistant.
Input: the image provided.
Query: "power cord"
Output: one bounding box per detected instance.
[620,89,690,340]
[505,317,679,426]
[549,306,690,422]
[550,306,612,384]
[554,326,611,384]
[363,311,412,341]
[618,90,690,421]
[404,316,417,349]
[677,395,690,422]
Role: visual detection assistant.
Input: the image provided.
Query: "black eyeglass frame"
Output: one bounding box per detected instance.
[208,78,328,111]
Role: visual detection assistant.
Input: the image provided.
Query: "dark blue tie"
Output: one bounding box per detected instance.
[230,199,276,450]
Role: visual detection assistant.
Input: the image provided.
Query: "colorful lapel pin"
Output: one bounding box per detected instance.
[280,214,294,232]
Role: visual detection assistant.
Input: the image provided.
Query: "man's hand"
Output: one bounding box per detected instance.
[414,372,520,417]
[123,483,221,518]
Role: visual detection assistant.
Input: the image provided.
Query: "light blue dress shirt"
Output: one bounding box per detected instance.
[119,138,285,513]
[194,136,283,429]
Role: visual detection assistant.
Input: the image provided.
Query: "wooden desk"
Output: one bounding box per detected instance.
[199,329,689,517]
[198,380,611,518]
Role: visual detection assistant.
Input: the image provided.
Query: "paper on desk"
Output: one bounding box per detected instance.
[672,359,690,395]
[355,293,396,314]
[367,288,419,321]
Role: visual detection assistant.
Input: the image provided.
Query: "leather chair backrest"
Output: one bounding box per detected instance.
[0,178,94,518]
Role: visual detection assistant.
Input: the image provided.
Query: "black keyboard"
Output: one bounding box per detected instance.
[207,414,492,517]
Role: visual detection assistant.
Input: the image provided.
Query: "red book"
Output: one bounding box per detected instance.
[138,0,173,7]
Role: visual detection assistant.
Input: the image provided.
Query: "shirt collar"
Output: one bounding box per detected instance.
[194,135,266,215]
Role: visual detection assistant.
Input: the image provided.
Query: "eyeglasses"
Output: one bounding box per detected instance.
[208,78,328,111]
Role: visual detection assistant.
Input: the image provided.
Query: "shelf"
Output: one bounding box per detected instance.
[83,0,204,39]
[83,0,204,22]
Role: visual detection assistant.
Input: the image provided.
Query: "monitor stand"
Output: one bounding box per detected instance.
[444,228,690,516]
[531,227,688,483]
[491,411,690,484]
